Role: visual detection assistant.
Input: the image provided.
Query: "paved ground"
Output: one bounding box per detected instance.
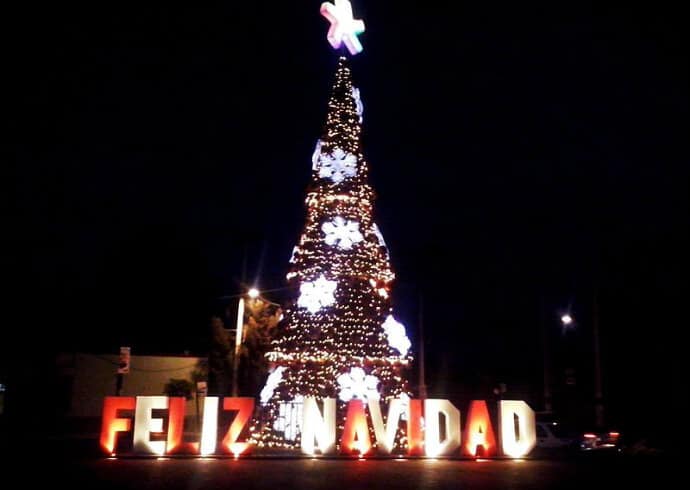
[8,453,670,490]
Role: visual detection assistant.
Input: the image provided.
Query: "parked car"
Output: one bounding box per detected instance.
[536,421,577,450]
[579,430,623,452]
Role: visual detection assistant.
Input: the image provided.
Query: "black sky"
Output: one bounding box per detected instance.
[7,2,688,436]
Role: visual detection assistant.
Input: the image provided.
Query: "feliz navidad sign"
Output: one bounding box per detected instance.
[100,396,537,458]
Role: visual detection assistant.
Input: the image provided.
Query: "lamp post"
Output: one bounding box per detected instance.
[592,291,604,429]
[231,288,260,397]
[556,299,604,429]
[540,295,552,413]
[541,302,576,415]
[418,293,428,401]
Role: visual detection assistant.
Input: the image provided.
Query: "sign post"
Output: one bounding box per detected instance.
[195,381,207,431]
[116,347,131,396]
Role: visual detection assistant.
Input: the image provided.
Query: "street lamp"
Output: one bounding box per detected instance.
[542,307,575,414]
[231,288,258,397]
[554,298,605,429]
[225,286,283,397]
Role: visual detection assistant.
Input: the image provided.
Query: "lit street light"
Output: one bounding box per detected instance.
[546,294,604,429]
[231,288,259,397]
[229,286,282,397]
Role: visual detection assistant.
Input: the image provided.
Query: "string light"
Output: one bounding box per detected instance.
[253,57,411,452]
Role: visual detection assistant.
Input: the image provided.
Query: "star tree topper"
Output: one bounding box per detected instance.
[320,0,365,55]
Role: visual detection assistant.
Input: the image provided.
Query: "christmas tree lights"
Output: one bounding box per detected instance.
[249,1,410,453]
[252,54,412,452]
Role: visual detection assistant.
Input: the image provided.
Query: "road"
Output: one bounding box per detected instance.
[12,454,670,490]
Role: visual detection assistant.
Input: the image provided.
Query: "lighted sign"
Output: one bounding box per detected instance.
[462,400,497,457]
[221,397,255,456]
[340,399,371,454]
[424,399,462,457]
[368,397,406,454]
[320,0,365,55]
[200,396,219,455]
[100,396,135,454]
[167,396,199,454]
[133,396,168,455]
[407,398,424,456]
[499,400,536,458]
[100,396,537,459]
[301,397,336,455]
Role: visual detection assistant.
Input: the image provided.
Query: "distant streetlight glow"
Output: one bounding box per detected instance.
[561,314,573,326]
[248,288,260,299]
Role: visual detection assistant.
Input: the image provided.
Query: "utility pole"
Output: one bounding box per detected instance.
[231,296,245,398]
[593,288,604,428]
[418,293,428,400]
[540,294,552,413]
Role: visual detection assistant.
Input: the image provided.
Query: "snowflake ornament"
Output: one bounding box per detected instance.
[352,87,364,123]
[382,315,411,356]
[318,148,357,184]
[298,275,338,313]
[398,392,410,421]
[289,246,299,264]
[337,367,381,402]
[311,140,323,171]
[322,216,363,250]
[260,366,286,405]
[372,223,387,248]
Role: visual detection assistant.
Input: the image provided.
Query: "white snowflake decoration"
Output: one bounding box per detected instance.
[337,367,380,402]
[289,246,299,264]
[372,223,387,248]
[352,87,364,123]
[322,216,363,250]
[318,148,357,184]
[311,140,323,171]
[382,315,411,356]
[397,392,410,421]
[298,275,337,313]
[260,366,286,405]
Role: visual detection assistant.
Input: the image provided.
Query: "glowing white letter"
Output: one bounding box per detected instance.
[424,399,461,457]
[368,398,406,454]
[200,396,219,455]
[499,400,536,458]
[133,396,168,455]
[301,397,336,455]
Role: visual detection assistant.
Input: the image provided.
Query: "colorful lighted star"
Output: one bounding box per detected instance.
[320,0,365,55]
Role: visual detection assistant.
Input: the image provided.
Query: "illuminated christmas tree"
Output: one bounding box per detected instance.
[253,1,412,451]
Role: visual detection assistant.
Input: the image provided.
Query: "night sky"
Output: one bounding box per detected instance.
[8,2,688,438]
